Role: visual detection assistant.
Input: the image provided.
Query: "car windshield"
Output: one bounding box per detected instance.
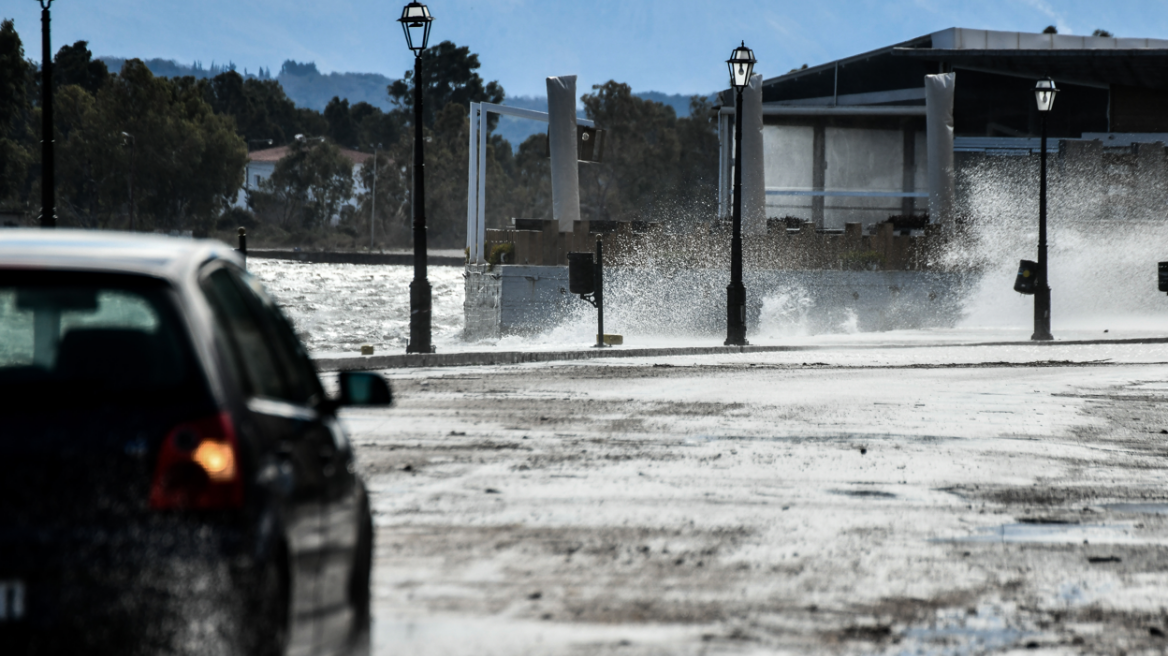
[0,271,202,404]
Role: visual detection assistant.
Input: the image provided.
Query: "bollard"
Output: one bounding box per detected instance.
[237,227,248,270]
[594,238,605,348]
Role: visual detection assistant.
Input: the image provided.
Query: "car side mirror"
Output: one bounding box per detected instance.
[338,371,393,407]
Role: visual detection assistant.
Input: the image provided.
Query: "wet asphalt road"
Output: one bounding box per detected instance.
[338,343,1168,655]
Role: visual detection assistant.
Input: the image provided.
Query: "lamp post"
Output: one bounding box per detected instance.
[121,132,136,231]
[724,41,755,347]
[1032,78,1058,341]
[399,2,434,353]
[370,143,382,250]
[38,0,55,228]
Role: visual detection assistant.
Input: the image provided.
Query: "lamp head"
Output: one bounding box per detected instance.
[398,2,434,54]
[727,41,757,90]
[1034,78,1058,113]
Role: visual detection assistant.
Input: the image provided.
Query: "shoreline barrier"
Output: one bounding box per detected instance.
[312,336,1168,371]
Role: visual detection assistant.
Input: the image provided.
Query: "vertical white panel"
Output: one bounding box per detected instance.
[477,107,488,264]
[466,102,478,256]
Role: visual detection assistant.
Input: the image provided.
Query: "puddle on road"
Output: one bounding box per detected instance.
[887,605,1036,656]
[935,522,1139,544]
[830,489,897,499]
[1105,503,1168,514]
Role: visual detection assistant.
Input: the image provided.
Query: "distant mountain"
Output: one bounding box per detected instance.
[274,61,396,112]
[492,91,716,151]
[100,57,260,79]
[98,57,397,112]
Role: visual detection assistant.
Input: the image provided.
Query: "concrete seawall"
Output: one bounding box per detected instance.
[464,264,972,340]
[249,250,465,266]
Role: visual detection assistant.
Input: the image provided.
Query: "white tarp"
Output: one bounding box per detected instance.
[926,72,955,224]
[547,75,581,232]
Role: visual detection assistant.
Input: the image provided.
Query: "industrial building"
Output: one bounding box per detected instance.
[717,28,1168,229]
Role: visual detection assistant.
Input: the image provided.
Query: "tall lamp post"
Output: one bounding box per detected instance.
[724,42,756,347]
[1032,78,1058,341]
[121,132,136,231]
[38,0,55,228]
[370,143,382,250]
[399,2,434,353]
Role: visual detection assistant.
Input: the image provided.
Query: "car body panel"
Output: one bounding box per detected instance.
[0,229,373,655]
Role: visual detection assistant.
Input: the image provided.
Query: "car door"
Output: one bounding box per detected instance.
[228,269,365,651]
[199,264,334,655]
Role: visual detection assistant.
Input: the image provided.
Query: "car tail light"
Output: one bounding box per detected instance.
[149,412,244,510]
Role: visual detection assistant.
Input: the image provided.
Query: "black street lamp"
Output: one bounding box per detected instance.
[38,0,55,228]
[1032,78,1058,341]
[725,41,755,346]
[399,1,434,353]
[121,132,136,231]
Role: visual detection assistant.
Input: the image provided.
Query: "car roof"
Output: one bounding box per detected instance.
[0,229,243,283]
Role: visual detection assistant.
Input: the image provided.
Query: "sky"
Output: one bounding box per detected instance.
[5,1,1168,98]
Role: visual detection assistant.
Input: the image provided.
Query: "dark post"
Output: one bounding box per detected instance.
[725,85,747,346]
[39,1,55,228]
[594,238,605,348]
[1032,113,1053,340]
[237,227,248,269]
[407,54,433,353]
[125,133,136,231]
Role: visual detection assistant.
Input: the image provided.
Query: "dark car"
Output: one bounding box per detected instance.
[0,230,388,655]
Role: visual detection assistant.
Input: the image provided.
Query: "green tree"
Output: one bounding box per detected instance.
[53,40,109,94]
[191,71,312,146]
[354,150,409,248]
[388,41,504,130]
[577,83,718,224]
[324,96,357,147]
[50,60,246,233]
[255,137,355,232]
[0,19,33,207]
[580,81,681,222]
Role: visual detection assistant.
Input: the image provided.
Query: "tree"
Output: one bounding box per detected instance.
[324,96,357,148]
[53,41,109,94]
[49,59,246,233]
[1092,29,1114,37]
[354,150,409,248]
[255,138,354,232]
[191,71,317,146]
[1043,25,1058,34]
[576,82,718,224]
[0,19,33,206]
[580,81,682,222]
[388,41,504,130]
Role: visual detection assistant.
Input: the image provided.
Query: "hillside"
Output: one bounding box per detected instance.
[99,57,397,112]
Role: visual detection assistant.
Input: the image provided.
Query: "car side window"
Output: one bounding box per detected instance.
[233,271,322,407]
[201,267,289,401]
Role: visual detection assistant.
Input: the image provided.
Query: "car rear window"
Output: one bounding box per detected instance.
[0,271,204,404]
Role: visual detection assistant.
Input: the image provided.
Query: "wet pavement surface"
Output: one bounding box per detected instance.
[336,342,1168,655]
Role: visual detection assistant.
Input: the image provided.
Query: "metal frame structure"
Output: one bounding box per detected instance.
[466,102,595,264]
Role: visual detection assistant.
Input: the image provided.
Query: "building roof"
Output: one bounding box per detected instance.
[754,27,1168,104]
[249,144,374,166]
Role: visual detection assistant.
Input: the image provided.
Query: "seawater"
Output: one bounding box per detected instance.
[248,259,465,355]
